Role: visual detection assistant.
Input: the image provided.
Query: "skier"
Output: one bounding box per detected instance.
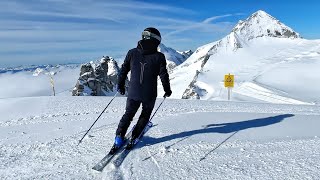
[115,27,172,149]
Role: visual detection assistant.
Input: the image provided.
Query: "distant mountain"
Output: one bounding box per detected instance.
[159,10,320,104]
[0,64,80,76]
[158,43,192,72]
[0,42,190,98]
[232,10,300,40]
[70,43,191,96]
[178,50,193,59]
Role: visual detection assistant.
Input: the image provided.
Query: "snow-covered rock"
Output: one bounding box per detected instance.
[32,68,44,76]
[178,50,193,59]
[72,56,123,96]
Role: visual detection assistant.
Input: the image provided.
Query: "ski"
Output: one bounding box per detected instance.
[112,121,153,167]
[92,126,135,172]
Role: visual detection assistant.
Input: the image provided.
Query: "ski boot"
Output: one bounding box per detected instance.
[110,135,124,154]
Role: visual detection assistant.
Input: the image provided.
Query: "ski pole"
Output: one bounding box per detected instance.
[137,97,166,140]
[78,92,118,145]
[149,97,166,122]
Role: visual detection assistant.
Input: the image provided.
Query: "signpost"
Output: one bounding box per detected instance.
[224,73,234,100]
[50,76,56,96]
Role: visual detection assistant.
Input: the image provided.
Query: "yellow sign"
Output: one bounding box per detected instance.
[224,74,234,88]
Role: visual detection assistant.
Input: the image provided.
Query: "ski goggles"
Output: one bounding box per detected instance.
[141,31,161,42]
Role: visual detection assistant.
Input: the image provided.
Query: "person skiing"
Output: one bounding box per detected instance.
[114,27,172,150]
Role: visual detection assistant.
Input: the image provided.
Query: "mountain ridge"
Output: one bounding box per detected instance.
[161,10,320,104]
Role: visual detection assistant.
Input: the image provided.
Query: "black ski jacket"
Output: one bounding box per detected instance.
[118,40,171,102]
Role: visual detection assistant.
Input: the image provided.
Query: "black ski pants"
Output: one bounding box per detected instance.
[116,98,156,139]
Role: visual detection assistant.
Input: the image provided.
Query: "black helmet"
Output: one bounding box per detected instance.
[142,27,161,43]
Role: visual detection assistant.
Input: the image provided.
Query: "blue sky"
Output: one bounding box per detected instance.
[1,0,320,68]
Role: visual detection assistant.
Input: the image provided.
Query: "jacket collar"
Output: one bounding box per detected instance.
[137,40,159,55]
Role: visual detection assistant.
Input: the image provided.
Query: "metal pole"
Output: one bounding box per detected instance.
[78,92,118,145]
[50,76,56,96]
[52,86,56,96]
[149,97,166,121]
[137,97,166,140]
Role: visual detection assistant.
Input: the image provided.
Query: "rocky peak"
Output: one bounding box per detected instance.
[232,10,301,40]
[72,56,123,96]
[158,43,191,71]
[178,50,193,59]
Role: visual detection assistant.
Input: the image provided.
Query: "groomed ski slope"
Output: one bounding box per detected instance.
[163,36,320,105]
[1,96,320,179]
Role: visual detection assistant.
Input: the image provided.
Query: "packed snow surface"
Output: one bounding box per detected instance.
[1,96,319,179]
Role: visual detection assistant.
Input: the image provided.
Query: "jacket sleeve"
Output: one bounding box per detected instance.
[159,54,171,92]
[117,51,131,87]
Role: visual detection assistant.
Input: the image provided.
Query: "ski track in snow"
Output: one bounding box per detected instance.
[1,96,320,179]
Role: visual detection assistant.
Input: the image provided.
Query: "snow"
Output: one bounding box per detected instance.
[158,43,190,71]
[158,43,186,65]
[32,68,44,76]
[232,10,300,40]
[158,41,218,99]
[163,10,320,105]
[107,59,119,76]
[255,45,320,104]
[1,96,319,179]
[193,37,320,104]
[1,10,320,179]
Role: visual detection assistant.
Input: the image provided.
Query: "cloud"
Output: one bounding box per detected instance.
[202,13,244,24]
[164,13,243,38]
[0,0,240,67]
[0,67,79,98]
[0,0,193,25]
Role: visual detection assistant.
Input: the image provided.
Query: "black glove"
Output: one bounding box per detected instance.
[117,85,125,95]
[163,89,172,97]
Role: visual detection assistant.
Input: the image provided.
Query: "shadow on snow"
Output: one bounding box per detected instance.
[139,114,294,158]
